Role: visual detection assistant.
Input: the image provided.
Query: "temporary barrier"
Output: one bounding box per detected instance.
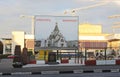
[61,58,69,63]
[85,59,120,65]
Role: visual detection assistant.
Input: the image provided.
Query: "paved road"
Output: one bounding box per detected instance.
[1,64,120,73]
[2,72,120,77]
[1,59,120,73]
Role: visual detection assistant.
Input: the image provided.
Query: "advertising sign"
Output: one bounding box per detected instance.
[35,15,79,49]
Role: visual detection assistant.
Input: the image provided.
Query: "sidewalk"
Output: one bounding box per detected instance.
[23,60,84,68]
[22,60,120,74]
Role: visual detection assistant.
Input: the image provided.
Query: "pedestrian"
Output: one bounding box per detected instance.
[96,52,99,57]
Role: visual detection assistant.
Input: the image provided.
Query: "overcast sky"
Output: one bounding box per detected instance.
[0,0,120,38]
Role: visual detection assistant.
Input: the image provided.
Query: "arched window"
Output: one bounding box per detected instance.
[61,44,64,47]
[61,39,64,42]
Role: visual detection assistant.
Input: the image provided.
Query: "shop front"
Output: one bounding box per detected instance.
[79,40,111,65]
[79,39,120,65]
[35,47,80,64]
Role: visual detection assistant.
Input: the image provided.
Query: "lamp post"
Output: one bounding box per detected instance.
[20,15,35,54]
[20,15,35,35]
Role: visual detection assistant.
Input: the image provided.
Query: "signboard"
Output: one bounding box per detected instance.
[34,15,79,49]
[79,41,107,49]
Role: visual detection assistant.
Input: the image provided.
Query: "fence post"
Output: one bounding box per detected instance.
[105,48,107,60]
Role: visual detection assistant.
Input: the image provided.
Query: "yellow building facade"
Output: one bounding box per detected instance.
[79,23,110,60]
[79,23,109,48]
[79,23,102,34]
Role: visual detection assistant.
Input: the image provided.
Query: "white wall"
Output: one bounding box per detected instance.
[12,31,25,54]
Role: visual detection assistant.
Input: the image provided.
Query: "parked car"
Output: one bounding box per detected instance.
[8,55,23,68]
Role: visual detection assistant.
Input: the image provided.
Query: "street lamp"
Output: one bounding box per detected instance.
[20,15,35,35]
[20,15,35,54]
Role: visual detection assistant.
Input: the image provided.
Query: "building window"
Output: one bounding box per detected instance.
[5,44,12,53]
[61,39,64,42]
[61,44,64,47]
[35,41,41,47]
[48,44,51,47]
[73,45,76,47]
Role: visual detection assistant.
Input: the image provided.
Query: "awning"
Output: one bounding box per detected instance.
[80,42,107,49]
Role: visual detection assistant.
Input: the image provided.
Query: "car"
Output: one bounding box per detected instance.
[8,55,23,68]
[12,62,23,68]
[7,55,18,59]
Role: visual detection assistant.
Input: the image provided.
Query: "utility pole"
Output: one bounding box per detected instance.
[20,15,35,54]
[20,15,35,35]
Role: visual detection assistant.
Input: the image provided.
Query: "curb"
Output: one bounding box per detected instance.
[0,69,120,75]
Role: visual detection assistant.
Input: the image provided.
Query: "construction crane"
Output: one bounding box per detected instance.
[108,14,120,18]
[109,14,120,33]
[63,1,108,64]
[20,15,35,35]
[64,2,108,15]
[113,22,120,25]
